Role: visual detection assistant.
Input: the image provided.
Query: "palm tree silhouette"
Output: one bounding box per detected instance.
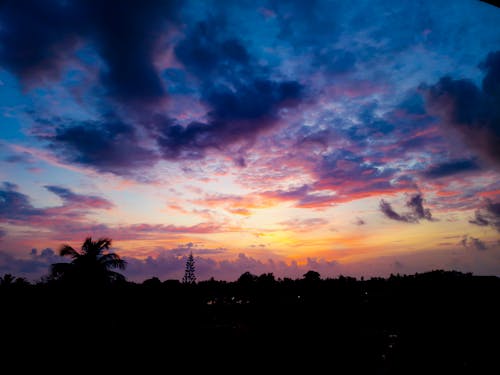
[51,237,127,286]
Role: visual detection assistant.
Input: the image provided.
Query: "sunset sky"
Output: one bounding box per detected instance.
[1,0,499,281]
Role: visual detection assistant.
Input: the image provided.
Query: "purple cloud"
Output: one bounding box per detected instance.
[0,182,44,222]
[380,199,413,223]
[406,194,434,221]
[469,199,500,232]
[45,185,113,209]
[0,248,64,280]
[460,235,488,251]
[423,51,500,167]
[0,182,113,227]
[380,193,434,223]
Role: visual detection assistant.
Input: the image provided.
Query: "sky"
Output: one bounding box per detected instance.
[0,0,499,282]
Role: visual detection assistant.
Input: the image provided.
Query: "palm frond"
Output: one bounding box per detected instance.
[95,238,112,251]
[99,253,127,270]
[81,237,94,254]
[59,245,80,259]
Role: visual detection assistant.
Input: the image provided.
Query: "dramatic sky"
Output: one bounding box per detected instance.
[1,0,499,281]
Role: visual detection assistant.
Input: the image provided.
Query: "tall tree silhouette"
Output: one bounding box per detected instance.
[51,237,126,286]
[182,252,196,284]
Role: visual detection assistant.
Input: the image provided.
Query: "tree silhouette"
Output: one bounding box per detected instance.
[0,273,16,286]
[237,271,258,285]
[182,252,196,284]
[51,237,126,286]
[303,270,321,281]
[0,273,29,287]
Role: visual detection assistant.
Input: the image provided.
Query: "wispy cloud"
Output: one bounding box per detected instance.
[469,199,500,232]
[380,193,435,223]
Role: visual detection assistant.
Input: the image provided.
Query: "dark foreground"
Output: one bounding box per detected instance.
[2,270,500,373]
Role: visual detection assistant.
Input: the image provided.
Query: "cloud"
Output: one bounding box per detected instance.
[0,248,64,280]
[422,159,481,179]
[159,243,227,257]
[174,19,250,77]
[6,6,305,175]
[379,200,413,223]
[155,76,303,162]
[460,235,488,251]
[406,194,434,221]
[4,151,35,164]
[312,149,410,202]
[49,221,231,242]
[279,218,329,232]
[0,0,182,102]
[48,117,158,175]
[422,50,500,166]
[122,222,225,235]
[0,181,113,227]
[379,193,434,223]
[354,217,366,226]
[45,185,114,209]
[0,182,45,222]
[469,199,500,232]
[148,17,305,161]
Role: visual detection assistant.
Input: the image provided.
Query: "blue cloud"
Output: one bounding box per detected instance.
[423,159,480,179]
[423,51,500,166]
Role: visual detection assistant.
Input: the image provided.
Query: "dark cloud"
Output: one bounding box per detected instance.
[12,9,304,174]
[379,200,413,223]
[154,79,303,160]
[0,182,44,222]
[0,0,182,102]
[0,228,6,239]
[469,199,500,232]
[460,235,488,251]
[380,194,434,223]
[174,19,250,77]
[423,51,500,166]
[49,117,157,175]
[151,17,305,161]
[44,185,114,209]
[0,181,114,227]
[471,237,487,251]
[85,0,181,102]
[422,159,480,178]
[406,194,433,221]
[205,79,302,122]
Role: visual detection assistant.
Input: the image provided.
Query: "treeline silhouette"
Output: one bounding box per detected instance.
[1,238,500,373]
